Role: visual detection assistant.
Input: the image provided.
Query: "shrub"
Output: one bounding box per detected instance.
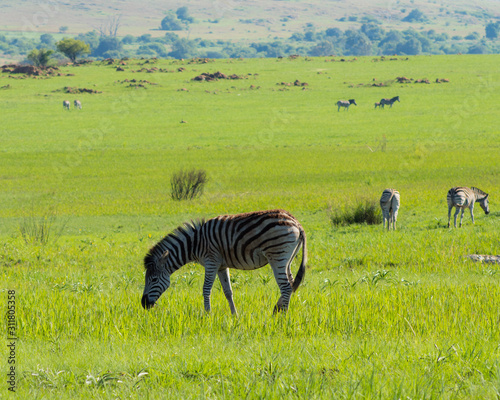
[171,169,208,200]
[19,209,66,245]
[27,48,54,67]
[329,199,382,226]
[160,14,185,31]
[402,9,427,23]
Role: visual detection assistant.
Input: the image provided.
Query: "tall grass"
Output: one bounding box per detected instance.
[18,207,67,245]
[329,199,382,226]
[170,168,208,201]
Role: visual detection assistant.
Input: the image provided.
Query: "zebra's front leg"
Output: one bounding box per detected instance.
[469,206,475,224]
[271,264,293,314]
[217,268,237,315]
[202,266,219,313]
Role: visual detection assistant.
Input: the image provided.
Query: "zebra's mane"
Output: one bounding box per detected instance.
[143,219,204,272]
[471,187,488,197]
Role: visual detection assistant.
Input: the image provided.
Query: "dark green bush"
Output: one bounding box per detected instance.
[329,199,382,226]
[171,169,208,201]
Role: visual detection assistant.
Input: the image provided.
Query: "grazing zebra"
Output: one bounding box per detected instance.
[337,99,357,111]
[141,209,307,315]
[447,187,490,228]
[380,189,400,230]
[63,100,70,110]
[380,96,400,108]
[74,100,82,109]
[374,102,381,109]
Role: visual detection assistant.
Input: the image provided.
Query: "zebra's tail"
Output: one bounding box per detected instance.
[292,231,307,292]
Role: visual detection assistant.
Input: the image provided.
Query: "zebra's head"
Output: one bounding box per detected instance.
[479,194,490,215]
[349,99,357,105]
[141,250,171,309]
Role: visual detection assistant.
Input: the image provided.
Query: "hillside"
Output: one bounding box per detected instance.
[1,0,499,41]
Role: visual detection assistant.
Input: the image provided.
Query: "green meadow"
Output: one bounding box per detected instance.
[1,54,499,399]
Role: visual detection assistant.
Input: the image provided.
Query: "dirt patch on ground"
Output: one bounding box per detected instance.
[276,79,308,87]
[130,67,176,73]
[53,86,102,94]
[187,58,216,64]
[1,64,73,77]
[116,79,158,88]
[192,71,245,81]
[348,76,450,88]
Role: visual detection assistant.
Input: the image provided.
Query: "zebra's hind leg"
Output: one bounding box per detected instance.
[447,206,452,228]
[459,208,465,227]
[270,262,293,314]
[382,210,389,230]
[453,208,460,228]
[217,268,237,315]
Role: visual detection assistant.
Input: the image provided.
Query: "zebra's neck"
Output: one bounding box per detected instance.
[471,187,487,200]
[147,221,203,274]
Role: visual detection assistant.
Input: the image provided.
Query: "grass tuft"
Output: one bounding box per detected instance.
[170,168,208,200]
[329,199,382,226]
[19,207,66,245]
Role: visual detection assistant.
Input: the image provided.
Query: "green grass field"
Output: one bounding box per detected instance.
[1,54,500,399]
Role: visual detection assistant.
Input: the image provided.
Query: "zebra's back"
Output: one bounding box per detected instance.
[380,189,400,208]
[199,209,304,270]
[447,187,474,208]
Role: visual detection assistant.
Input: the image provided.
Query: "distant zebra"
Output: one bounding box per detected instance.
[374,102,381,109]
[74,100,82,109]
[63,100,70,110]
[447,187,490,228]
[141,209,307,315]
[337,99,357,111]
[380,189,400,230]
[380,96,400,108]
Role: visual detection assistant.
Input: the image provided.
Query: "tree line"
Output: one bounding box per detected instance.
[2,13,499,65]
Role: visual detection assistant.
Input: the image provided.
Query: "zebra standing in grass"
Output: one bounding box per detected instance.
[374,102,381,109]
[63,100,70,110]
[141,209,307,315]
[337,99,357,111]
[380,96,400,108]
[447,187,490,228]
[380,189,400,230]
[74,99,82,109]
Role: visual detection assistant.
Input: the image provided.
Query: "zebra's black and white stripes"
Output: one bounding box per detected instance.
[74,99,82,109]
[447,187,490,227]
[63,100,70,110]
[337,99,357,111]
[380,189,400,230]
[141,209,307,314]
[380,96,400,108]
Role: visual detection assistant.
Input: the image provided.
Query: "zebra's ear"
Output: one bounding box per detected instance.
[160,250,169,261]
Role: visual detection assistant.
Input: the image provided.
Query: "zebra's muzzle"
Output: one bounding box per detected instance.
[141,294,155,310]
